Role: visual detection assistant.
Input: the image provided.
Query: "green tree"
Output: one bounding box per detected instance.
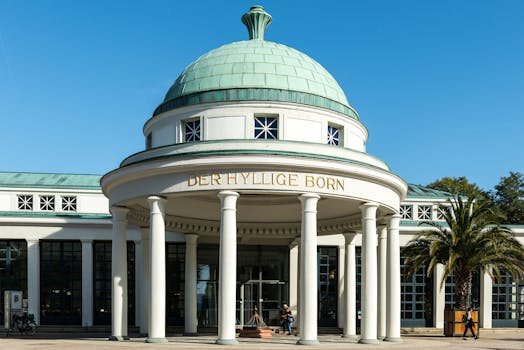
[403,195,524,309]
[492,171,524,224]
[427,176,487,199]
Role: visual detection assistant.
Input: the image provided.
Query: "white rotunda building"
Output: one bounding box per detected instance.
[101,5,407,345]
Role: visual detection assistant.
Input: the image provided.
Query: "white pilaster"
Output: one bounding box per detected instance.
[342,233,357,338]
[433,263,445,328]
[297,193,320,346]
[385,214,402,342]
[480,267,493,328]
[139,228,150,336]
[216,191,239,345]
[359,202,379,344]
[184,233,199,335]
[288,239,300,327]
[377,225,387,340]
[146,196,168,343]
[27,239,40,325]
[134,239,142,328]
[337,244,345,330]
[81,239,93,327]
[110,206,129,341]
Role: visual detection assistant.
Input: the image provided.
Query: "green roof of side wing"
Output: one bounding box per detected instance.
[154,6,358,120]
[0,172,102,190]
[406,184,452,199]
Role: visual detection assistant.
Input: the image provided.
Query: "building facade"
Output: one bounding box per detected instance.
[1,5,523,345]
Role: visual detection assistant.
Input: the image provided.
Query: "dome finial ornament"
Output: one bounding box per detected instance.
[241,5,272,40]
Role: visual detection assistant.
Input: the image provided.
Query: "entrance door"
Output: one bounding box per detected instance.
[239,280,286,327]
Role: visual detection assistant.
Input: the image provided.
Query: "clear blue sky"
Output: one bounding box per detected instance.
[1,1,523,191]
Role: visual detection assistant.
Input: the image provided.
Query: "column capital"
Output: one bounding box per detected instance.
[147,196,166,214]
[185,233,199,245]
[359,202,379,219]
[110,206,129,221]
[343,232,356,244]
[386,214,402,228]
[217,191,239,210]
[378,225,388,239]
[299,193,320,213]
[26,238,39,244]
[81,239,93,244]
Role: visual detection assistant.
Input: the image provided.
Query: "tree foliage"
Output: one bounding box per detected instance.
[492,171,524,224]
[403,195,524,309]
[427,176,486,199]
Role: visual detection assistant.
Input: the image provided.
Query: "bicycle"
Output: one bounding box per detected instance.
[6,312,38,336]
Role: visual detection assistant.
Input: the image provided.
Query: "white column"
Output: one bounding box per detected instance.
[480,267,492,328]
[359,202,379,344]
[297,193,320,346]
[139,228,150,336]
[433,263,445,328]
[110,206,129,341]
[385,214,402,342]
[81,239,94,327]
[342,233,357,338]
[146,196,168,343]
[134,239,142,328]
[184,233,199,335]
[216,191,239,345]
[377,225,387,340]
[27,239,40,325]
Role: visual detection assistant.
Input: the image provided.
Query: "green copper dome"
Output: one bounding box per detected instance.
[154,6,358,120]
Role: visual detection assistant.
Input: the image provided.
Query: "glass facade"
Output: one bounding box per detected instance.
[400,255,433,327]
[40,241,82,325]
[492,271,521,327]
[195,245,290,327]
[92,241,135,325]
[166,243,185,326]
[317,247,338,327]
[0,240,27,325]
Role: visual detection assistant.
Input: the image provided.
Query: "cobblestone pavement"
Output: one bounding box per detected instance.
[0,331,522,350]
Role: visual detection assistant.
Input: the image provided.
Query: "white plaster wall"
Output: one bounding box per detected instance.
[78,194,109,213]
[205,116,246,140]
[285,117,322,143]
[0,193,10,211]
[144,102,368,152]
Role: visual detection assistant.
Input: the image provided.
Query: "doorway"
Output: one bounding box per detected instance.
[239,279,286,327]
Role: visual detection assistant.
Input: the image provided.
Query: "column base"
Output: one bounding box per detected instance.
[358,338,379,344]
[215,339,238,345]
[384,336,402,342]
[145,337,168,343]
[108,335,129,341]
[296,339,320,346]
[378,336,385,340]
[341,334,359,340]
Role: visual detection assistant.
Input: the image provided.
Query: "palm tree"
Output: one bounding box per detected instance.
[403,195,524,310]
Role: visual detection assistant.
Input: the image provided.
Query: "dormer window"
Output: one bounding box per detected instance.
[18,195,33,210]
[327,125,340,146]
[40,195,55,211]
[400,205,413,219]
[254,115,278,140]
[418,205,432,220]
[184,119,201,142]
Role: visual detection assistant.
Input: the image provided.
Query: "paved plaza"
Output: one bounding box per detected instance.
[0,331,522,350]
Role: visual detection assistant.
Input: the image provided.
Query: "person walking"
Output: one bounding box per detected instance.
[462,307,479,339]
[280,303,294,335]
